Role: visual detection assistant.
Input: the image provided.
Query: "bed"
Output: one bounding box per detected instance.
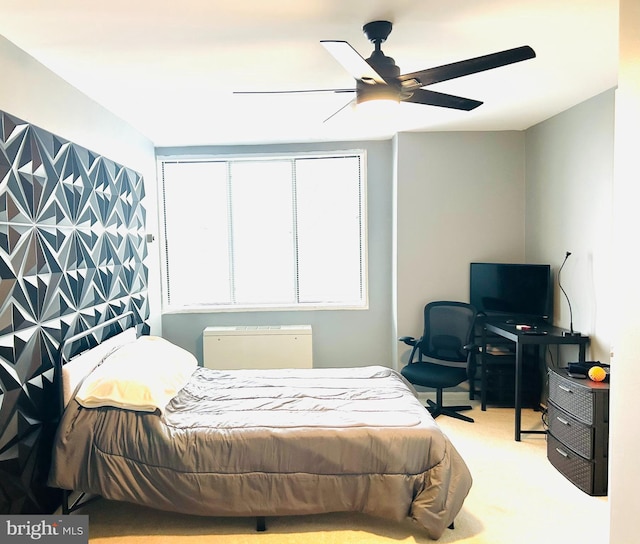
[48,314,472,540]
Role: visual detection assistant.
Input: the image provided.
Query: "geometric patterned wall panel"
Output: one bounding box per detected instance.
[0,110,149,513]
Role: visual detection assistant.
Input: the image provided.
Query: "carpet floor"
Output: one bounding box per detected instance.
[77,403,609,543]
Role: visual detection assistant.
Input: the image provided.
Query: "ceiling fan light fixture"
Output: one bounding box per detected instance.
[355,79,400,105]
[355,91,400,106]
[355,95,400,121]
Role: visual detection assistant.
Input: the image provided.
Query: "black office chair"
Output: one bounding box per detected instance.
[399,301,478,423]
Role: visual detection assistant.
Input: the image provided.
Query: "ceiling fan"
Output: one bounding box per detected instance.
[235,21,536,120]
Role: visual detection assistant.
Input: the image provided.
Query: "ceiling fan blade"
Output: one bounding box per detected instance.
[320,40,387,84]
[398,45,536,88]
[234,88,355,95]
[323,97,356,123]
[403,88,483,111]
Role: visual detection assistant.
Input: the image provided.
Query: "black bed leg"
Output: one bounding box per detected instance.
[256,516,266,532]
[62,490,70,515]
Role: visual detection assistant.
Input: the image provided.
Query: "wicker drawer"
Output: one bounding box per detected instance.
[548,371,594,424]
[548,402,592,459]
[547,434,604,495]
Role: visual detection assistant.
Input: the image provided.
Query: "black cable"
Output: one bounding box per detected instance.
[558,251,574,334]
[541,406,549,430]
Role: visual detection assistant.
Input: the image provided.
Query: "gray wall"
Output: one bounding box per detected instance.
[394,131,526,366]
[157,140,394,368]
[525,89,615,363]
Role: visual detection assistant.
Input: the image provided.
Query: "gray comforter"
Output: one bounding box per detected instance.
[49,365,471,539]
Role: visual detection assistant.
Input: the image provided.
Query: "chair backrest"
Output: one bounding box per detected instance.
[418,301,477,364]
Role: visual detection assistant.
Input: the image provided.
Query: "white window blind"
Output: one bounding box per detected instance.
[160,152,366,310]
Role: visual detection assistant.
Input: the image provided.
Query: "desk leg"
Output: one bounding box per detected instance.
[481,327,487,411]
[579,343,586,363]
[514,341,523,442]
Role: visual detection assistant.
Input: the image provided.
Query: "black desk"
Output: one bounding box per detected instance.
[481,321,590,441]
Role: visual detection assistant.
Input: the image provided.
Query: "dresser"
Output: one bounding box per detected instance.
[546,369,609,496]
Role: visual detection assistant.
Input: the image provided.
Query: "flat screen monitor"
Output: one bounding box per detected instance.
[470,262,553,322]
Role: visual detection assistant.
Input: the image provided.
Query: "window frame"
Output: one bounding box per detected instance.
[157,150,369,313]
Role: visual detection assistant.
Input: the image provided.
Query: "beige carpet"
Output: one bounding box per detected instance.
[77,403,609,544]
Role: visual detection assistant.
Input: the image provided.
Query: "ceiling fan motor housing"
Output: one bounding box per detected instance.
[365,50,400,79]
[362,21,393,43]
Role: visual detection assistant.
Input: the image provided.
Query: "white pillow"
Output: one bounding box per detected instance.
[63,328,138,408]
[75,336,197,414]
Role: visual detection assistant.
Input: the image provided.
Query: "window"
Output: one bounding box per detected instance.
[160,152,366,311]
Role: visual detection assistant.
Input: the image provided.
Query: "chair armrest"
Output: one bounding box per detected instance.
[398,336,417,346]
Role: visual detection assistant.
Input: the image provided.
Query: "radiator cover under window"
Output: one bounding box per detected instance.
[202,326,313,370]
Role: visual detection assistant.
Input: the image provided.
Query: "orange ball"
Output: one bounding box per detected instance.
[588,366,607,382]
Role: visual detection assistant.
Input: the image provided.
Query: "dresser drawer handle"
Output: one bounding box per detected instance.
[556,416,570,426]
[555,447,569,458]
[558,384,573,393]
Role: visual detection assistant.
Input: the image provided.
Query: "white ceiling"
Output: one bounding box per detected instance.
[0,0,619,147]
